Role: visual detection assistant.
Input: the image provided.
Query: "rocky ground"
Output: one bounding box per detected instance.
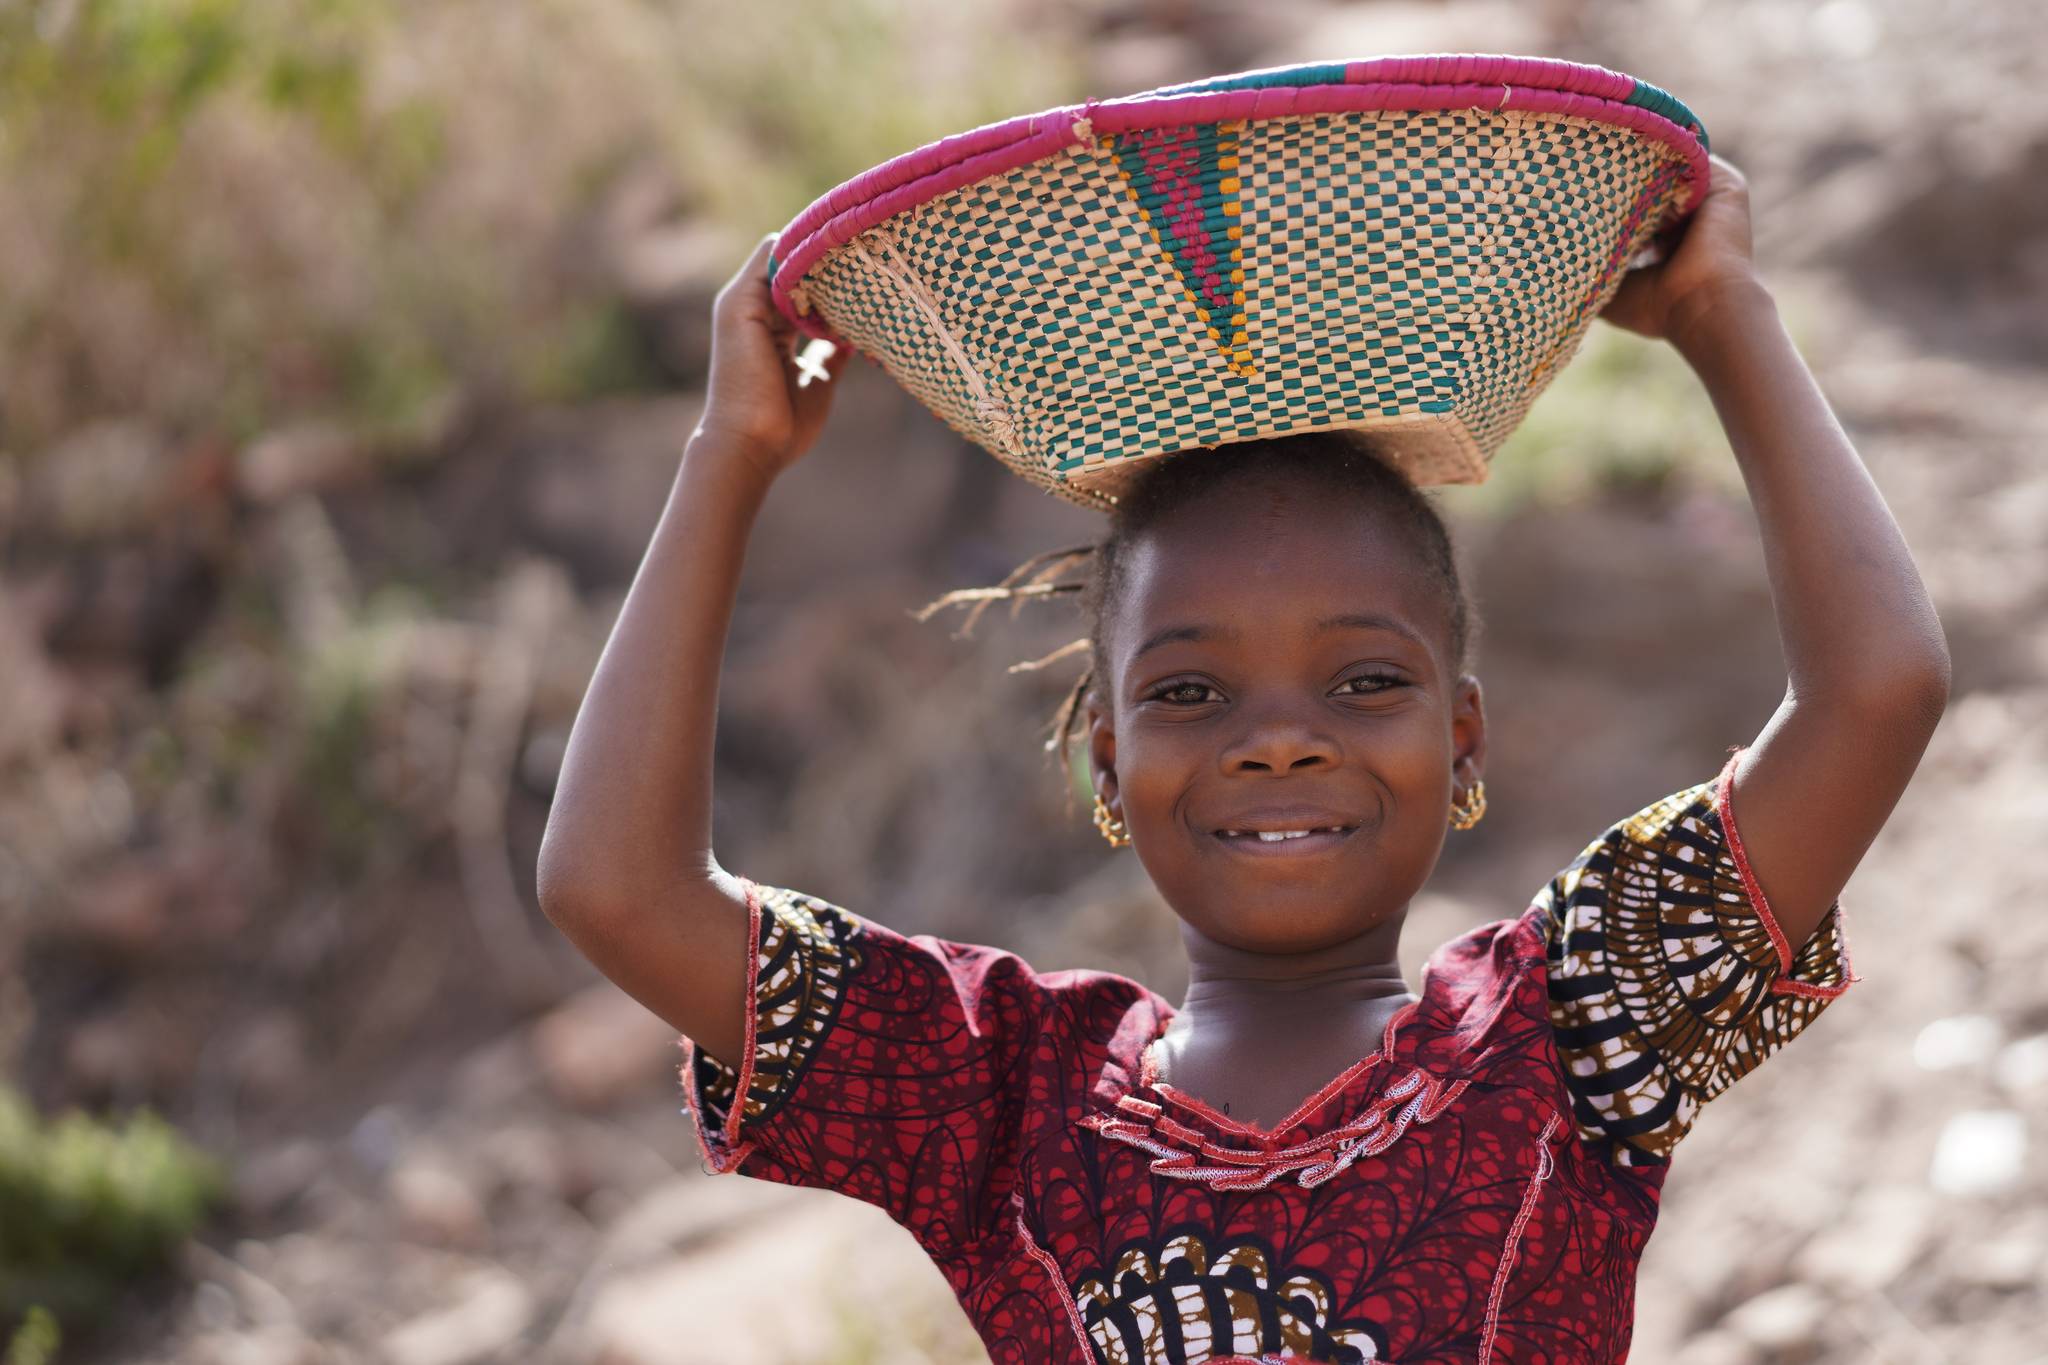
[7,1,2044,1362]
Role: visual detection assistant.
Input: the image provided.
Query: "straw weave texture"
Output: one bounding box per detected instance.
[799,103,1692,511]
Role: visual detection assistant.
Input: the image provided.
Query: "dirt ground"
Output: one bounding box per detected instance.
[9,1,2045,1361]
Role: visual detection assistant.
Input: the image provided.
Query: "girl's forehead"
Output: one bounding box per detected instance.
[1117,540,1440,660]
[1122,561,1436,640]
[1123,499,1436,604]
[1106,496,1451,681]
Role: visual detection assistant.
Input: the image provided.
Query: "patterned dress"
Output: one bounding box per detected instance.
[680,747,1857,1363]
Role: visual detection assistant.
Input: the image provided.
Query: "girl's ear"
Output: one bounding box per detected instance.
[1083,689,1117,800]
[1450,673,1486,786]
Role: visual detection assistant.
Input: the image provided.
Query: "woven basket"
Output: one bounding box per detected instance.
[768,54,1710,512]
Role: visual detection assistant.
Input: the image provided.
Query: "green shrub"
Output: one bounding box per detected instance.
[4,1307,59,1365]
[0,1088,225,1326]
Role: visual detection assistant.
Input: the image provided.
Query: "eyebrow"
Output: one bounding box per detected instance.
[1131,611,1427,662]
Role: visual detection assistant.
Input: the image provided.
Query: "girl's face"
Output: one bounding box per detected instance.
[1084,473,1485,955]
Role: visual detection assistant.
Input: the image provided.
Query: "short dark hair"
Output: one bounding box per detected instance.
[912,431,1480,805]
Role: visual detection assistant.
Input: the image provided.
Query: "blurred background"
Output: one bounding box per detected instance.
[2,0,2043,1361]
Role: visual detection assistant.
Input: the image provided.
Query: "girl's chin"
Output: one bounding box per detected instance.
[1181,913,1384,958]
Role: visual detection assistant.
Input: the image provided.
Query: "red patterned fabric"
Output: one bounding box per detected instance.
[679,750,1855,1362]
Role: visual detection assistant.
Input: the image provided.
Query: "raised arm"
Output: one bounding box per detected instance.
[536,234,852,1060]
[1601,153,1951,953]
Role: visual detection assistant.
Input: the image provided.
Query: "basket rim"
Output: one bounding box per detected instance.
[767,52,1711,341]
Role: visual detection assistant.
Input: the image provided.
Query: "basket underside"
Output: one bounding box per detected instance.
[799,104,1691,512]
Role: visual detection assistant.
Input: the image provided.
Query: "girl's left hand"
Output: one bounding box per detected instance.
[1598,152,1760,347]
[695,232,856,481]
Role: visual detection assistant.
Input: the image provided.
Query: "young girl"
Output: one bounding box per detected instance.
[537,152,1950,1363]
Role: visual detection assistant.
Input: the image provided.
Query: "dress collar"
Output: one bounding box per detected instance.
[1080,907,1553,1191]
[1133,992,1423,1142]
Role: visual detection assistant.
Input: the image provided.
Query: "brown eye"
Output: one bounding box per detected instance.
[1339,672,1402,695]
[1155,681,1217,704]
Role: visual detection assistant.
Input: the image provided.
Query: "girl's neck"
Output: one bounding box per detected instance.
[1152,918,1416,1129]
[1174,913,1410,1019]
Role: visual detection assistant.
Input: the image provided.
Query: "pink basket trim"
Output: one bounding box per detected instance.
[770,54,1710,341]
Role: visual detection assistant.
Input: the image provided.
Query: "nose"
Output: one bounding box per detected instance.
[1218,702,1340,774]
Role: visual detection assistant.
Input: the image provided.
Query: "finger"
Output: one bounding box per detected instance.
[719,233,782,307]
[729,234,777,289]
[1708,154,1747,193]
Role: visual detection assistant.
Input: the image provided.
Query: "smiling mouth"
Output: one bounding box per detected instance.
[1212,824,1359,855]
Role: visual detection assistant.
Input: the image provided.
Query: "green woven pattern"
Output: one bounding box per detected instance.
[1450,110,1675,460]
[802,105,1690,511]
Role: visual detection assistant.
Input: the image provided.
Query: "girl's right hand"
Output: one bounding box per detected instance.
[1598,152,1761,349]
[693,232,857,483]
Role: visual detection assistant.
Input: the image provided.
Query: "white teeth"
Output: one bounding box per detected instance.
[1221,826,1348,841]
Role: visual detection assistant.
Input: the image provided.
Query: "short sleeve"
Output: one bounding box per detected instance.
[1536,747,1860,1167]
[679,876,1048,1264]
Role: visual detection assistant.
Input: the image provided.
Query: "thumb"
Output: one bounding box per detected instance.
[1596,264,1655,335]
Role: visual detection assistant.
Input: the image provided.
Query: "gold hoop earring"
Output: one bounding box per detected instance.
[1449,780,1487,830]
[1092,791,1130,847]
